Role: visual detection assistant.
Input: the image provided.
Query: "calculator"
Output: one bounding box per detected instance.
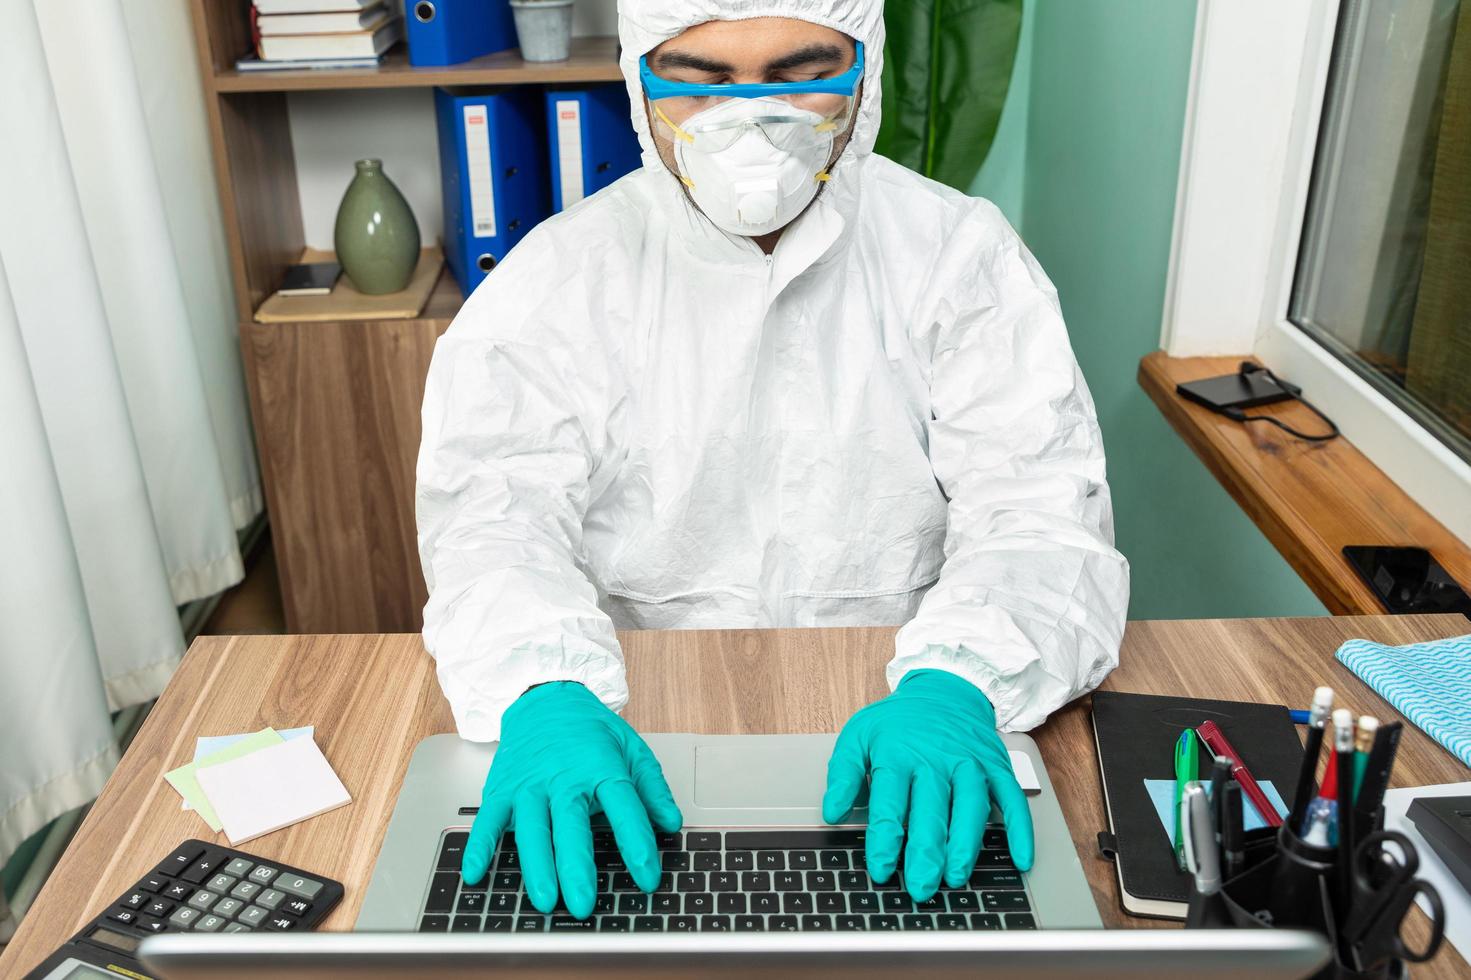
[24,839,343,980]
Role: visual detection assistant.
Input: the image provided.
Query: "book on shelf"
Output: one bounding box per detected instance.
[257,3,390,36]
[235,54,382,71]
[254,0,384,13]
[257,16,402,61]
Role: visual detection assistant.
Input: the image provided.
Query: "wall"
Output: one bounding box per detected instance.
[1003,0,1327,619]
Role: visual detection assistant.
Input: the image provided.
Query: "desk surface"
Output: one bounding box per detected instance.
[4,615,1468,976]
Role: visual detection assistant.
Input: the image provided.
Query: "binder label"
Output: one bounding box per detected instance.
[555,99,585,208]
[463,105,497,238]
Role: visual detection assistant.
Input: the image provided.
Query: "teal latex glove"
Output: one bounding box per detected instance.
[460,681,683,918]
[822,669,1034,902]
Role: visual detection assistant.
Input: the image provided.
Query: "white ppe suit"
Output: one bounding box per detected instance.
[416,0,1131,742]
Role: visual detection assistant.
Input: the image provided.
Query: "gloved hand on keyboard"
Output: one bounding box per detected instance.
[822,669,1035,902]
[460,681,684,919]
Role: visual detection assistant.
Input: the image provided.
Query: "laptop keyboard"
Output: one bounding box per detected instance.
[419,828,1035,933]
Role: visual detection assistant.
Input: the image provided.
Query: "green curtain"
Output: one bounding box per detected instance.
[877,0,1024,190]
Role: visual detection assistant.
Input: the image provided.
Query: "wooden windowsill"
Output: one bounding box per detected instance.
[1138,351,1471,615]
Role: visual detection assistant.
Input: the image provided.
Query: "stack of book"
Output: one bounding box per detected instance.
[236,0,403,72]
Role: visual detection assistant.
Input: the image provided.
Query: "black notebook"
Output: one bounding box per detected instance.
[1091,690,1302,919]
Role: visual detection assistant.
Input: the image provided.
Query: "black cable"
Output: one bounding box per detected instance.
[1225,363,1340,442]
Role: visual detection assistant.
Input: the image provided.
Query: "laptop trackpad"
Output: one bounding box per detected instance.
[693,741,845,809]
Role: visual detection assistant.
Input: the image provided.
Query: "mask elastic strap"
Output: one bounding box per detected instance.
[653,104,694,144]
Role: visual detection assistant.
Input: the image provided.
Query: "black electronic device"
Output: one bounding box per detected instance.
[1342,545,1471,618]
[277,261,341,296]
[24,839,343,980]
[1175,362,1340,442]
[1407,795,1471,898]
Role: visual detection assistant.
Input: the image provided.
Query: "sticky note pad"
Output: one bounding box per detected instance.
[195,736,351,845]
[1143,778,1289,841]
[165,728,285,831]
[183,727,314,811]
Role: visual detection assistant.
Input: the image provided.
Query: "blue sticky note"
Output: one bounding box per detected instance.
[1143,778,1289,841]
[194,726,314,763]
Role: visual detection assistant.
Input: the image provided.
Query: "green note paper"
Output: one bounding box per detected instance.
[165,728,284,832]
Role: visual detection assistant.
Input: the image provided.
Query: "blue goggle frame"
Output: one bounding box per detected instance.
[639,41,865,102]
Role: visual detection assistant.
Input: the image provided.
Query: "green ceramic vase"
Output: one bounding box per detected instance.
[334,158,420,295]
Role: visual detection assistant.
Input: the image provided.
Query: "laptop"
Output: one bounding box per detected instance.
[137,733,1332,977]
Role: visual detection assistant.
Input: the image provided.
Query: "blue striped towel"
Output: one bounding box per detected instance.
[1336,635,1471,768]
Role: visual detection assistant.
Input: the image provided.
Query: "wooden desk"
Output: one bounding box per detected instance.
[4,616,1467,976]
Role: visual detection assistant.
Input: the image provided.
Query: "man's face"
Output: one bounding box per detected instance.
[643,17,862,181]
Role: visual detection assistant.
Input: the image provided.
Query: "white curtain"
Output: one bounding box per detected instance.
[0,0,260,922]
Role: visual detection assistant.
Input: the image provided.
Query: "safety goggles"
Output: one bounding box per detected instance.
[639,41,864,152]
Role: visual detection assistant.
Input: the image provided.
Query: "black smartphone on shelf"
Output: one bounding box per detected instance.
[1342,546,1471,618]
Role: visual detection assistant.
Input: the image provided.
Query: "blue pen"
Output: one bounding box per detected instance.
[1290,709,1311,724]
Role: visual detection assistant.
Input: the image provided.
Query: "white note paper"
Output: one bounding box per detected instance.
[196,736,351,846]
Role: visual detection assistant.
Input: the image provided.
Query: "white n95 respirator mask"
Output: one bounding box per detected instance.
[669,98,836,237]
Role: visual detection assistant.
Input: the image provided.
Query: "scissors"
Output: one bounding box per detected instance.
[1342,830,1445,968]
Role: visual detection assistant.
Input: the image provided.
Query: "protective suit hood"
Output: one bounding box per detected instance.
[618,0,885,188]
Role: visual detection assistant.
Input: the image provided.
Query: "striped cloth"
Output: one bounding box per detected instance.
[1336,635,1471,768]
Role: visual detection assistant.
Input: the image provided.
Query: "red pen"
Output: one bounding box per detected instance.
[1197,720,1283,828]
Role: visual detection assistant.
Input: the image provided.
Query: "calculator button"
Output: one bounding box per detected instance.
[223,922,252,933]
[274,874,324,900]
[121,891,149,909]
[237,906,270,928]
[187,890,218,911]
[230,881,262,901]
[156,845,204,876]
[264,914,297,931]
[207,873,238,894]
[282,898,313,917]
[195,914,227,932]
[137,875,169,894]
[256,888,286,910]
[144,899,175,918]
[224,858,255,878]
[137,915,169,933]
[169,907,202,929]
[181,857,221,885]
[106,908,138,926]
[213,897,246,919]
[248,865,280,885]
[164,882,192,901]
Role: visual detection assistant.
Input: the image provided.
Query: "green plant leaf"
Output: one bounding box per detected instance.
[877,0,1023,189]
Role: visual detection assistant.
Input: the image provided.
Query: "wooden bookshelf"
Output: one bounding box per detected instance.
[185,0,621,631]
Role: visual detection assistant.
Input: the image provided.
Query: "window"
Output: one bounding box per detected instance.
[1290,0,1470,462]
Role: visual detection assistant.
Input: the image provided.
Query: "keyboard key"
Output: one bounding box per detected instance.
[740,871,771,892]
[820,850,850,870]
[717,893,746,914]
[106,908,138,927]
[700,915,731,931]
[726,830,865,850]
[801,914,833,931]
[970,869,1024,890]
[805,871,836,891]
[788,851,817,871]
[882,893,913,912]
[230,881,262,902]
[181,857,220,885]
[594,895,615,915]
[916,894,945,913]
[982,891,1030,912]
[633,916,665,932]
[264,915,297,931]
[495,850,521,871]
[668,916,697,932]
[137,875,169,894]
[709,872,738,892]
[247,865,280,886]
[550,915,594,931]
[168,907,201,929]
[592,831,617,850]
[145,899,175,918]
[196,914,228,932]
[774,871,803,891]
[419,915,449,932]
[848,892,879,913]
[937,914,968,930]
[816,893,846,913]
[651,893,679,914]
[611,873,639,892]
[594,852,625,871]
[735,915,765,931]
[452,915,480,932]
[213,898,246,920]
[975,850,1014,868]
[692,852,720,872]
[487,893,517,914]
[122,891,149,909]
[516,916,546,932]
[724,851,753,871]
[484,916,512,932]
[457,893,485,914]
[872,874,901,891]
[970,913,1003,930]
[683,893,714,915]
[599,916,630,932]
[656,873,675,893]
[596,873,610,892]
[836,914,866,930]
[902,914,935,930]
[1005,913,1037,930]
[492,872,520,891]
[868,914,900,931]
[947,891,979,912]
[749,893,780,914]
[617,894,648,914]
[274,874,324,900]
[676,872,705,892]
[756,851,785,870]
[781,893,813,914]
[237,906,269,928]
[518,895,543,913]
[438,832,468,871]
[686,832,722,851]
[424,873,458,913]
[207,874,238,894]
[655,833,683,851]
[661,851,690,871]
[224,858,256,878]
[768,915,799,932]
[983,829,1007,850]
[839,871,870,891]
[156,845,204,876]
[187,891,218,912]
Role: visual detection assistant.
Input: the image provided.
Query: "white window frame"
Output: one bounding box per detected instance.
[1161,0,1471,547]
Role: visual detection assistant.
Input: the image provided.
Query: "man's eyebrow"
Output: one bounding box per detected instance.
[764,43,848,73]
[653,50,737,74]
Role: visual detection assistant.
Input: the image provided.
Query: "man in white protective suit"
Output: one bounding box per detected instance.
[417,0,1130,923]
